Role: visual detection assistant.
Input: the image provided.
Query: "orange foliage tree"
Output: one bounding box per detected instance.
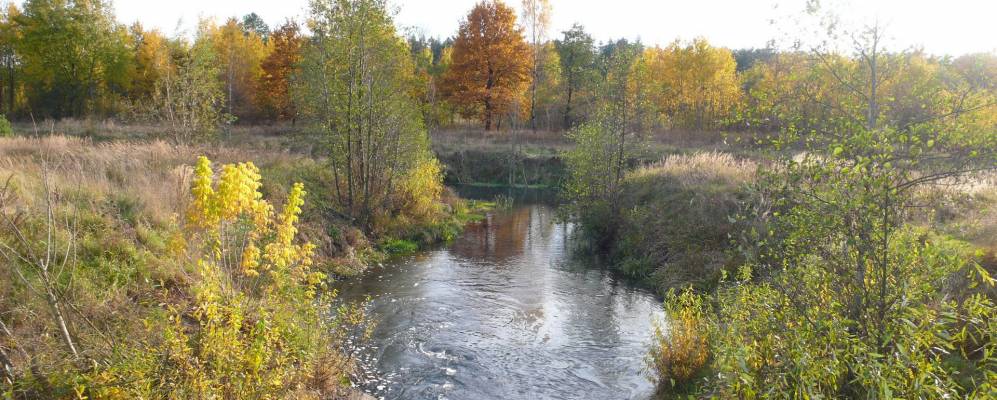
[442,0,531,130]
[258,20,303,122]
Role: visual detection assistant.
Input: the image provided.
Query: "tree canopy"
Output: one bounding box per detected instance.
[442,0,532,130]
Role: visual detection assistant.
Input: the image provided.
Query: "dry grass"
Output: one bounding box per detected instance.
[430,128,571,157]
[11,118,305,156]
[913,172,997,251]
[630,151,757,187]
[12,118,296,137]
[598,152,759,294]
[430,128,752,155]
[0,135,304,226]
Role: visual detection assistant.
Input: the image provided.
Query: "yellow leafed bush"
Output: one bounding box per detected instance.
[646,288,710,392]
[401,158,445,222]
[86,156,335,399]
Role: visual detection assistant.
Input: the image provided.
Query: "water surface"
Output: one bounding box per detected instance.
[335,202,663,399]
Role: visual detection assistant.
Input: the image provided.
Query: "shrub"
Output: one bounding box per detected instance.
[399,157,445,223]
[647,288,710,392]
[700,232,997,398]
[0,114,12,137]
[83,156,338,398]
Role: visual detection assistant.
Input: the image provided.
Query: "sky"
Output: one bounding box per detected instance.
[70,0,997,56]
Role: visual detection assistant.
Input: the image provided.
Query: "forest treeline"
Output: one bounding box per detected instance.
[2,0,994,135]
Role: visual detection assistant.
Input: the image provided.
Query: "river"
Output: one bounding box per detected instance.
[334,193,664,400]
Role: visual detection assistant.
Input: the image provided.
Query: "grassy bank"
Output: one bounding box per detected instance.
[572,147,997,296]
[14,121,758,191]
[618,153,758,294]
[429,128,756,189]
[0,134,475,398]
[431,129,567,188]
[570,152,758,295]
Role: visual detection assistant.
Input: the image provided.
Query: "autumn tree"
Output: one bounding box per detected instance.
[258,20,303,122]
[555,24,597,129]
[0,3,20,115]
[127,23,172,104]
[949,52,997,129]
[740,52,821,131]
[443,0,532,130]
[521,0,551,131]
[199,17,270,122]
[598,39,648,134]
[532,42,561,129]
[151,35,225,144]
[298,0,437,230]
[408,35,442,127]
[640,38,741,130]
[430,42,457,126]
[596,39,642,77]
[15,0,133,118]
[732,47,775,72]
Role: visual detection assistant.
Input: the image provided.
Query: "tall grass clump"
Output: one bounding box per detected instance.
[611,152,757,292]
[628,151,756,188]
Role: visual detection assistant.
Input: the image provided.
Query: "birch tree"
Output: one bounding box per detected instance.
[521,0,550,131]
[297,0,432,230]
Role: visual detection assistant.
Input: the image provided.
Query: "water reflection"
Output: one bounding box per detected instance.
[334,203,663,400]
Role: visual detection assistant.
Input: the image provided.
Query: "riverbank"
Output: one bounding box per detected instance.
[582,153,997,296]
[431,129,567,189]
[429,128,754,189]
[0,134,476,397]
[568,152,759,296]
[430,129,772,297]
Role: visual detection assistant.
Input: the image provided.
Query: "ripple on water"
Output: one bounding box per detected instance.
[334,204,664,400]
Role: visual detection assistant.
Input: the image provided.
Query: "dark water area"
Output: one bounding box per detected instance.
[450,184,561,204]
[334,190,663,399]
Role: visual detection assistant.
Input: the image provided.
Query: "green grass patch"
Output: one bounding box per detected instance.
[380,238,420,255]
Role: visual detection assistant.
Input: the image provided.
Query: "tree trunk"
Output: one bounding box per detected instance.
[564,84,573,130]
[44,283,78,359]
[484,97,493,131]
[0,317,19,384]
[529,63,538,132]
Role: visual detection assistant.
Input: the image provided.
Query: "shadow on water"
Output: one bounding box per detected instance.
[334,188,663,400]
[451,184,560,205]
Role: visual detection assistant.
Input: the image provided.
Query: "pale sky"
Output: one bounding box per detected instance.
[53,0,997,55]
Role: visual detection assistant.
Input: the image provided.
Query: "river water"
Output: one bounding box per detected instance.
[335,196,664,400]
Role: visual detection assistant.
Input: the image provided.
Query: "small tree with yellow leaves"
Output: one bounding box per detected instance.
[149,156,330,398]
